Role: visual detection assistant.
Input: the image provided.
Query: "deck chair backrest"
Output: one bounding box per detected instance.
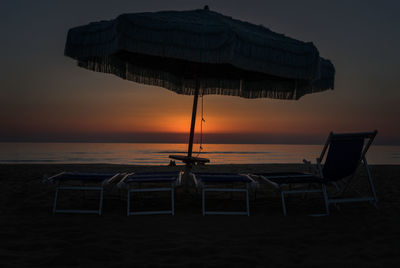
[320,131,377,181]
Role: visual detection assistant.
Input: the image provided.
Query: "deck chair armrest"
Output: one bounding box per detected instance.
[106,173,121,184]
[117,173,134,188]
[42,172,65,183]
[240,174,259,189]
[258,175,280,189]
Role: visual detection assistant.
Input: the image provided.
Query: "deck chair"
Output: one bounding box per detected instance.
[254,130,378,215]
[45,172,120,215]
[117,171,182,216]
[192,173,258,216]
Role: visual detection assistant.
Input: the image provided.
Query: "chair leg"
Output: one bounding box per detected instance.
[364,159,378,207]
[127,190,131,216]
[202,188,206,216]
[322,184,330,215]
[281,192,287,216]
[171,186,175,216]
[53,187,59,214]
[98,187,104,216]
[246,187,250,216]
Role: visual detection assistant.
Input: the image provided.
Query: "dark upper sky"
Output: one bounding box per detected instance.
[1,0,399,144]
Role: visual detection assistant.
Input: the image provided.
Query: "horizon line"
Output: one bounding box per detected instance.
[1,140,399,146]
[1,131,398,145]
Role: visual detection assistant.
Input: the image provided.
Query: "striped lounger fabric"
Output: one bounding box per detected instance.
[117,171,182,216]
[192,173,257,216]
[46,172,120,215]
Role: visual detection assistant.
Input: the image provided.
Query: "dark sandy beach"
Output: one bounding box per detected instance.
[1,164,399,267]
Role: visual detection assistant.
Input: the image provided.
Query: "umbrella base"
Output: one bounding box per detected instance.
[169,155,210,164]
[169,155,210,193]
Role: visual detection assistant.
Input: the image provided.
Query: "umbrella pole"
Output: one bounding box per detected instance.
[183,79,199,192]
[187,79,199,158]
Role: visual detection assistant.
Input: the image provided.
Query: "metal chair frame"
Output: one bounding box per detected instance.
[259,130,378,216]
[193,174,257,216]
[118,172,182,216]
[48,172,119,215]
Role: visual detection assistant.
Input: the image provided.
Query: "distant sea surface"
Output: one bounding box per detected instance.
[1,143,399,165]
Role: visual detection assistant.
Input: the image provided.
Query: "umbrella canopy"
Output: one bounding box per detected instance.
[65,7,334,100]
[64,7,335,161]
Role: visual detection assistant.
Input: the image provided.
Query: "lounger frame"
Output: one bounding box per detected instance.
[193,174,256,216]
[259,130,378,216]
[48,172,119,215]
[259,173,329,216]
[317,131,378,214]
[118,172,182,216]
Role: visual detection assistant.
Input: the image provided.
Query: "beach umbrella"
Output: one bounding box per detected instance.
[64,6,335,165]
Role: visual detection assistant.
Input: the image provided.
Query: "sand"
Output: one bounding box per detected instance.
[1,163,399,267]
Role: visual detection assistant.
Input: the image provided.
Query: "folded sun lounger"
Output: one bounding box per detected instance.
[192,173,257,216]
[45,172,120,215]
[253,130,378,216]
[117,171,182,216]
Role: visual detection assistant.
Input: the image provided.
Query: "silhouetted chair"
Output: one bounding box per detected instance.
[192,173,258,216]
[254,130,378,215]
[45,172,120,215]
[117,171,182,216]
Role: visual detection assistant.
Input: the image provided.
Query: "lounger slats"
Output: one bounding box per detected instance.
[193,173,254,216]
[123,172,181,183]
[195,173,254,183]
[258,172,326,185]
[47,172,119,215]
[125,176,178,183]
[50,172,118,182]
[119,171,182,216]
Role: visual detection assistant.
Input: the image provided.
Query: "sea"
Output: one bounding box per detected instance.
[1,143,399,165]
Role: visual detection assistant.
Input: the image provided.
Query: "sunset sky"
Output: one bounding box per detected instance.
[1,0,399,144]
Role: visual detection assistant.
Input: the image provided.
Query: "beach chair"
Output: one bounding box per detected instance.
[45,172,120,215]
[254,130,378,216]
[117,171,182,216]
[192,173,258,216]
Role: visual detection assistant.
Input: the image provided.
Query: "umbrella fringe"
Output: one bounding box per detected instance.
[78,57,333,100]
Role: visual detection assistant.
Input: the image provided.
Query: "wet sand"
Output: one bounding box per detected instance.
[1,164,399,267]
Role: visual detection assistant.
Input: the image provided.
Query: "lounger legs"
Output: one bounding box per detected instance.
[280,188,327,216]
[52,182,104,215]
[322,184,330,215]
[98,187,104,216]
[324,160,378,210]
[52,184,59,214]
[364,158,378,207]
[127,190,131,216]
[126,186,175,216]
[281,192,287,216]
[202,189,206,216]
[171,187,175,216]
[202,187,250,216]
[246,187,250,216]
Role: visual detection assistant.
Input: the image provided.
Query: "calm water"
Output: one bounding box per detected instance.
[0,143,399,165]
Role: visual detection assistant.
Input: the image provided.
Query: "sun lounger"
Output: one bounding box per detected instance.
[117,171,182,216]
[253,130,378,216]
[192,173,258,216]
[45,172,120,215]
